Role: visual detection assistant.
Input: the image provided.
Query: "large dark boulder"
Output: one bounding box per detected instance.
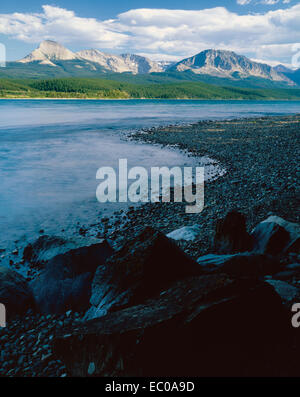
[213,211,254,254]
[0,267,35,319]
[197,253,282,277]
[23,235,106,268]
[251,222,290,255]
[85,227,201,320]
[23,235,68,266]
[30,240,113,315]
[265,279,299,307]
[251,216,300,254]
[54,274,292,377]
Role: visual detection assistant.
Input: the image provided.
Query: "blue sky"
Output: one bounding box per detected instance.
[0,0,299,66]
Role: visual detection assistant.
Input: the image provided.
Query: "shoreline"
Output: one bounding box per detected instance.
[3,113,300,263]
[111,113,300,258]
[1,97,300,101]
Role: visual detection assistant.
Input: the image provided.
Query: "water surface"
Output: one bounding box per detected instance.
[0,99,299,264]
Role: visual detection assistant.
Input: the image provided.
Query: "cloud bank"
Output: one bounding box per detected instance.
[0,4,299,65]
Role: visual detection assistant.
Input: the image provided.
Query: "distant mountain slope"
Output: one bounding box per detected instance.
[274,64,294,74]
[0,60,107,79]
[168,49,295,86]
[282,68,300,86]
[108,70,297,90]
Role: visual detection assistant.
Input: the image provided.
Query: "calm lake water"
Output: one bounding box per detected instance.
[0,99,299,264]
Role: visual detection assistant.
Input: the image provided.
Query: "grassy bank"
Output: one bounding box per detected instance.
[1,77,300,100]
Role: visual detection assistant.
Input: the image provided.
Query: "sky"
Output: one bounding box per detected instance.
[0,0,300,67]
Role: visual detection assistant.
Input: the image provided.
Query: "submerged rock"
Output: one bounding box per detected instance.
[0,266,35,318]
[85,227,201,320]
[54,274,291,377]
[30,240,113,314]
[213,211,254,254]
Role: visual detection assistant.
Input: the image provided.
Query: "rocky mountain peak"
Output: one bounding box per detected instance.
[18,40,76,65]
[120,53,163,73]
[170,49,295,85]
[274,64,293,74]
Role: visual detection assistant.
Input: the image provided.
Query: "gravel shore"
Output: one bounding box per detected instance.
[111,114,300,258]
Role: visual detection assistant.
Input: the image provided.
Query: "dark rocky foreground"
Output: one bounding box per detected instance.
[0,115,299,377]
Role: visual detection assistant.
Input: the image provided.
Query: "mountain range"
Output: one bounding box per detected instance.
[17,40,164,74]
[1,40,300,88]
[170,49,293,84]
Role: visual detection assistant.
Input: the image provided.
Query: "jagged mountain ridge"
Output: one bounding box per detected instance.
[18,41,163,74]
[18,40,77,66]
[169,49,295,85]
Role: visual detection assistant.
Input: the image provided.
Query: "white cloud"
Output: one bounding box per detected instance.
[0,5,128,48]
[251,58,295,68]
[136,52,182,62]
[237,0,252,5]
[0,4,300,65]
[237,0,291,4]
[261,0,280,4]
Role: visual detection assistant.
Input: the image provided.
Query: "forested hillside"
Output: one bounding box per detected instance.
[1,77,300,100]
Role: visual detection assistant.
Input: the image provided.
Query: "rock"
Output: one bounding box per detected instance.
[85,227,201,320]
[31,274,92,315]
[87,362,95,376]
[213,211,254,254]
[251,222,290,255]
[23,235,106,268]
[287,263,300,271]
[54,274,291,377]
[42,239,113,279]
[30,240,113,315]
[288,239,300,254]
[23,235,69,265]
[197,253,237,269]
[255,216,300,254]
[266,279,299,306]
[197,253,282,277]
[166,225,201,242]
[271,270,298,281]
[0,267,35,318]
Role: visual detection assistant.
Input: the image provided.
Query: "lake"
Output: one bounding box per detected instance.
[0,99,299,265]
